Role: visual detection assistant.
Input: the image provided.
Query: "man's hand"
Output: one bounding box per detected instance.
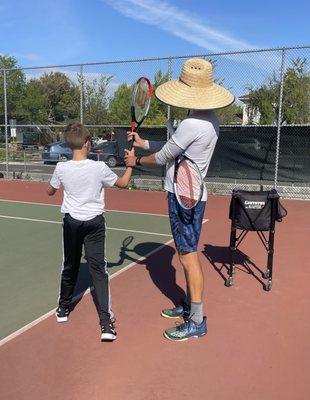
[127,131,146,149]
[124,148,137,167]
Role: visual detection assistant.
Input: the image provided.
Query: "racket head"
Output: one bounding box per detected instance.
[122,236,134,249]
[131,77,152,126]
[174,157,204,210]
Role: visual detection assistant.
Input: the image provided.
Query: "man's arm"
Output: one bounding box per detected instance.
[127,131,165,152]
[125,138,183,168]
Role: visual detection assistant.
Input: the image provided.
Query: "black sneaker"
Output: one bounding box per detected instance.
[101,320,117,342]
[56,306,69,323]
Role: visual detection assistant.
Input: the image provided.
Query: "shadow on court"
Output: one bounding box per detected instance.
[109,238,186,306]
[70,239,185,312]
[203,244,265,288]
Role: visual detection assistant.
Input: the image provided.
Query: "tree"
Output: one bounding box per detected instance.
[215,104,243,125]
[0,55,26,122]
[83,75,112,126]
[282,58,310,124]
[16,79,47,123]
[247,58,310,124]
[39,72,80,123]
[108,82,132,124]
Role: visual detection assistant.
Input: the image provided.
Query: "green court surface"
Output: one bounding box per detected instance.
[0,200,171,340]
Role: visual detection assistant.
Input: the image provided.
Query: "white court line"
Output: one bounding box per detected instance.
[0,219,209,347]
[0,215,172,237]
[0,199,169,218]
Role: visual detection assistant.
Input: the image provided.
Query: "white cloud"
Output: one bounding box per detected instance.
[103,0,257,53]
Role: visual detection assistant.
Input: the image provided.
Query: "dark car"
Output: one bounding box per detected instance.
[22,132,39,150]
[88,141,124,167]
[42,141,72,164]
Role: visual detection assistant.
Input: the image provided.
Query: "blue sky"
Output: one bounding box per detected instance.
[1,0,309,67]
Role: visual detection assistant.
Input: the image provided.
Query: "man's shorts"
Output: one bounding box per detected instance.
[168,192,206,254]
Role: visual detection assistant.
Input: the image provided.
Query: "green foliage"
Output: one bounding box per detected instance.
[5,68,80,124]
[247,58,310,124]
[83,75,112,126]
[215,104,243,124]
[39,72,80,123]
[282,58,310,124]
[5,53,308,133]
[109,82,132,124]
[0,55,26,122]
[146,70,169,125]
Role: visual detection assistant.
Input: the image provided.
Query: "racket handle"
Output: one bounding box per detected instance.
[129,122,137,151]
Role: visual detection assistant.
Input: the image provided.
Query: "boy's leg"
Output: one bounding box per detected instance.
[84,215,111,325]
[58,214,83,309]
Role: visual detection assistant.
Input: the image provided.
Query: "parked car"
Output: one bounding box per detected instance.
[42,141,72,164]
[22,132,39,150]
[88,141,124,167]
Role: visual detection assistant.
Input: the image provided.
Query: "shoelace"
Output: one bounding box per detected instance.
[102,323,115,333]
[175,314,194,331]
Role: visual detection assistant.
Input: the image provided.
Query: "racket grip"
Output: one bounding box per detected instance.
[129,139,134,150]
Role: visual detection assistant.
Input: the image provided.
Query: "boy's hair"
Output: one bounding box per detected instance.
[64,123,92,150]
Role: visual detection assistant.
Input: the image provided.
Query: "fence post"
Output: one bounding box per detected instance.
[80,64,84,124]
[274,49,286,188]
[3,69,9,179]
[167,57,173,141]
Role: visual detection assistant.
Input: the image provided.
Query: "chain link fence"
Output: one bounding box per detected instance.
[1,45,309,198]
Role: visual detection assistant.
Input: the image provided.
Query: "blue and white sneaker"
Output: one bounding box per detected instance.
[164,317,207,341]
[161,302,190,319]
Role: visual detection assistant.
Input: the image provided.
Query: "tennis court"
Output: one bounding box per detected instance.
[0,180,310,400]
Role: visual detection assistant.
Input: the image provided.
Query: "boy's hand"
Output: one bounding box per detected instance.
[124,148,137,167]
[127,131,146,149]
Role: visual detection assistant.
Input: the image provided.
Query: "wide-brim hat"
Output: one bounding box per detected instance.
[155,58,234,110]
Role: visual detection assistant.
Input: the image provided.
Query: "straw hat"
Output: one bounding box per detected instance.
[155,58,234,110]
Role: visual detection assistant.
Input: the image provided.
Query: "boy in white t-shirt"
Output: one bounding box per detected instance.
[47,123,133,342]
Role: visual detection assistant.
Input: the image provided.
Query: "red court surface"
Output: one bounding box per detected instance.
[1,180,310,400]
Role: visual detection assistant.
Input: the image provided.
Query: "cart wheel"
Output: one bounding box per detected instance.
[225,277,233,287]
[262,270,270,279]
[264,281,272,291]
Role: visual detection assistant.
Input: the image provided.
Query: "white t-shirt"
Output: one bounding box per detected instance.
[50,159,118,221]
[161,110,219,201]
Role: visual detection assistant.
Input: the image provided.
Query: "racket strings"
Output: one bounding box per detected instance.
[133,79,152,123]
[176,160,203,209]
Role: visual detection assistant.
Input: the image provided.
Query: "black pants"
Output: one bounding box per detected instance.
[59,213,110,324]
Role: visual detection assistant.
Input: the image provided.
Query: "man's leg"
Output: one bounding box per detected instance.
[179,252,203,302]
[179,251,204,324]
[164,194,207,340]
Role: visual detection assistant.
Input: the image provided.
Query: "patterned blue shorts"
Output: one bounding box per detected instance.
[168,192,206,254]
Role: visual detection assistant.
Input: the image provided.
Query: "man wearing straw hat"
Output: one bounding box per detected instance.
[125,58,234,341]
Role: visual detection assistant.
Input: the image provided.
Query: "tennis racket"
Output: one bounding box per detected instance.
[129,76,153,150]
[174,153,204,210]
